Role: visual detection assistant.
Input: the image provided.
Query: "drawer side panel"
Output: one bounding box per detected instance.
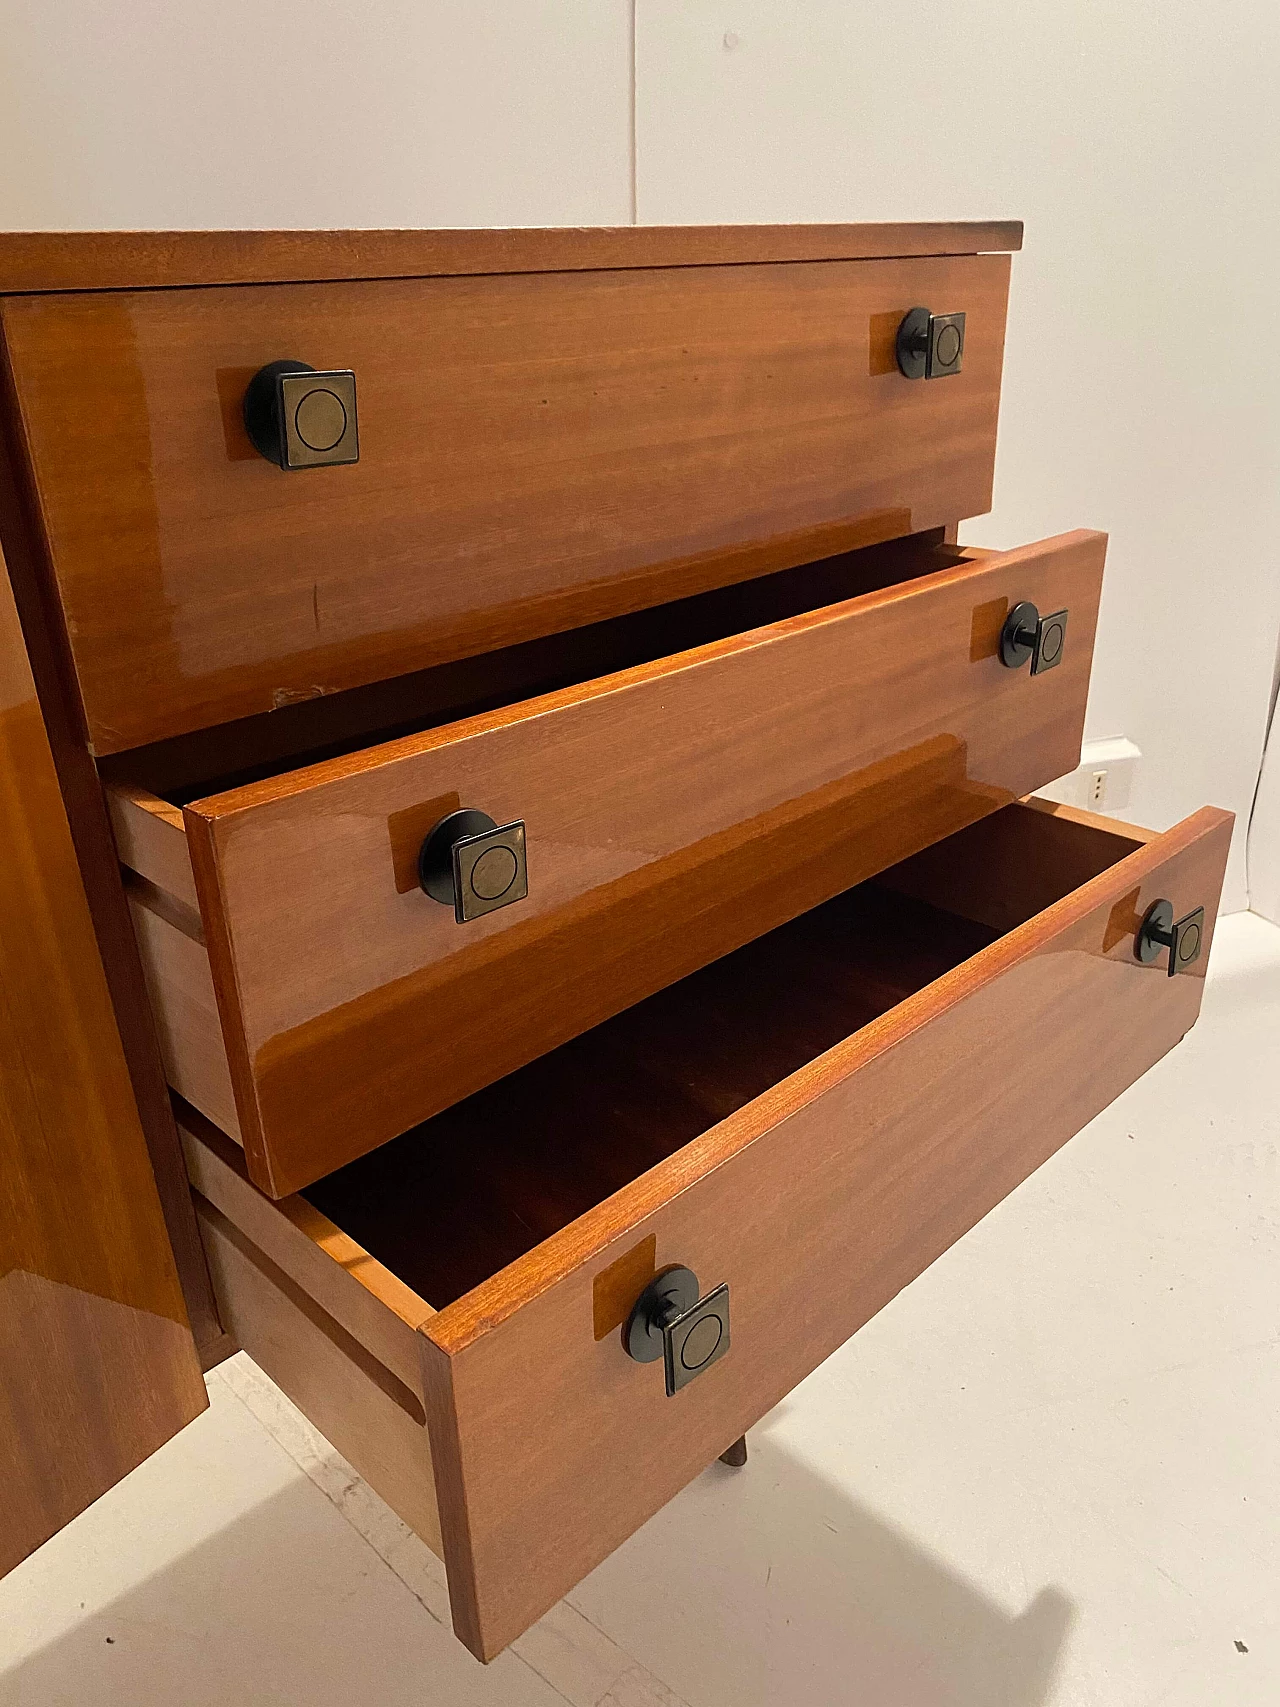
[197,1198,443,1557]
[127,895,240,1140]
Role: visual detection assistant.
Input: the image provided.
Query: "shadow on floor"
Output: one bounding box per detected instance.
[570,1410,1074,1707]
[0,1471,549,1707]
[1,1394,1074,1707]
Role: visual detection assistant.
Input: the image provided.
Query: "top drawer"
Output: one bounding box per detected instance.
[1,253,1009,752]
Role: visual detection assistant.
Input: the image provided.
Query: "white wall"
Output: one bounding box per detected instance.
[0,2,632,228]
[4,1,1278,911]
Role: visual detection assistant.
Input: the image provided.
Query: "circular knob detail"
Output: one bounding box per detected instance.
[624,1265,731,1395]
[896,307,931,379]
[469,844,519,901]
[895,307,966,379]
[999,601,1069,675]
[294,386,348,452]
[418,808,528,924]
[243,360,359,470]
[1000,600,1041,668]
[624,1266,699,1364]
[1136,899,1206,976]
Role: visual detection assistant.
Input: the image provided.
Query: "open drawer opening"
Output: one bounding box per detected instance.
[104,528,966,803]
[299,800,1146,1308]
[111,529,1108,1198]
[183,796,1229,1661]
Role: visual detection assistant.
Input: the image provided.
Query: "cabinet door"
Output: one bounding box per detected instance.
[0,552,206,1578]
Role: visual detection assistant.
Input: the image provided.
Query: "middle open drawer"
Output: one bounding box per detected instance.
[109,526,1105,1197]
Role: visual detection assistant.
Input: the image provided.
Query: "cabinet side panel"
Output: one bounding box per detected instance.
[0,322,227,1359]
[0,547,206,1577]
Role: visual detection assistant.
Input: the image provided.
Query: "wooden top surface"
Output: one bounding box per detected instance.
[0,222,1023,295]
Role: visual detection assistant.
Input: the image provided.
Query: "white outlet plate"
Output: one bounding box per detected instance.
[1037,736,1142,815]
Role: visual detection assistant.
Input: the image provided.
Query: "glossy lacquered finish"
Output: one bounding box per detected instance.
[179,799,1232,1660]
[113,529,1105,1198]
[0,550,205,1577]
[2,251,1011,752]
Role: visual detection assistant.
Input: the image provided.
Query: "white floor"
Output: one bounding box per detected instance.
[2,912,1276,1707]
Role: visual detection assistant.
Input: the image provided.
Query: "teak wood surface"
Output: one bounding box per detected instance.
[0,328,231,1364]
[182,801,1231,1659]
[2,251,1010,751]
[194,1198,443,1553]
[101,524,960,801]
[181,1111,443,1553]
[0,549,206,1578]
[115,530,1106,1197]
[0,222,1023,295]
[421,801,1231,1657]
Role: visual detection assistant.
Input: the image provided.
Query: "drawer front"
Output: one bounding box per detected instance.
[419,803,1231,1659]
[146,530,1104,1197]
[3,253,1009,753]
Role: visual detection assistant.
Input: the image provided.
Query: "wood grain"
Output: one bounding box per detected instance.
[0,222,1023,295]
[126,894,238,1137]
[182,800,1231,1659]
[129,531,1103,1196]
[878,794,1154,932]
[181,1107,431,1396]
[4,252,1011,751]
[103,525,960,802]
[196,1198,442,1555]
[415,802,1232,1657]
[0,547,205,1578]
[108,782,199,908]
[0,322,230,1364]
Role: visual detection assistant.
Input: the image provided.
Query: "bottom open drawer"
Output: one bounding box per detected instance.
[182,798,1231,1661]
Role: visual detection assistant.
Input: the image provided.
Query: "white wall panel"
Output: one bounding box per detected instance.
[637,2,1280,911]
[0,2,633,229]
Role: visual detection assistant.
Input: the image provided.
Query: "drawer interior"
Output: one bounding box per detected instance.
[102,527,965,802]
[296,801,1146,1309]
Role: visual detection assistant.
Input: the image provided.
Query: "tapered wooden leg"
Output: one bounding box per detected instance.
[718,1435,748,1468]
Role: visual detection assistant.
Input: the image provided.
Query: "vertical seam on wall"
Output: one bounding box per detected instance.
[629,0,638,223]
[1242,628,1280,909]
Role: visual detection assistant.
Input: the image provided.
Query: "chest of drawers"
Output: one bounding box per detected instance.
[0,223,1231,1659]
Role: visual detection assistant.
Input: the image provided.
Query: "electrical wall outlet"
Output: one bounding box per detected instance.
[1037,736,1142,815]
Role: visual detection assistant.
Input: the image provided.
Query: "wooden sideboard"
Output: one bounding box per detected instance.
[0,223,1231,1659]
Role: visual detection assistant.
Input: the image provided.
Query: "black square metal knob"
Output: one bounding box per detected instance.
[663,1285,731,1395]
[280,371,358,468]
[623,1265,731,1396]
[243,360,359,470]
[419,808,528,924]
[453,821,527,923]
[926,311,965,377]
[1029,608,1067,674]
[896,307,966,379]
[1000,602,1069,674]
[1137,900,1206,976]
